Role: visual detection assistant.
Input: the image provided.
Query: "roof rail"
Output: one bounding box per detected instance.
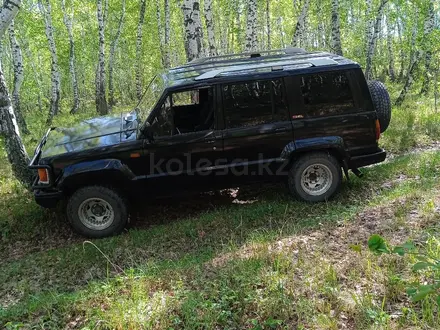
[194,57,337,81]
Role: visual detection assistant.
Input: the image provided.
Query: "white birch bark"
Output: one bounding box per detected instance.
[182,0,203,61]
[266,0,271,50]
[109,0,125,107]
[386,13,396,81]
[0,0,33,186]
[39,0,61,124]
[396,16,405,80]
[136,0,146,101]
[204,0,217,56]
[365,0,388,80]
[365,0,374,54]
[245,0,257,51]
[420,0,435,95]
[96,0,108,115]
[8,20,28,133]
[292,0,310,48]
[330,0,343,55]
[164,0,170,67]
[61,0,79,114]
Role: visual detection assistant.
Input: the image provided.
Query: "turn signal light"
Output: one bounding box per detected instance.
[375,119,381,141]
[38,168,49,184]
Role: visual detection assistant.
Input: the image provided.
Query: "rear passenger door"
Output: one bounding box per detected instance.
[286,69,378,156]
[220,78,294,180]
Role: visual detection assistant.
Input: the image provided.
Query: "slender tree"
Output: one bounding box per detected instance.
[108,0,126,107]
[0,0,33,186]
[204,0,217,56]
[164,0,170,66]
[365,0,388,80]
[245,0,257,51]
[182,0,203,61]
[266,0,271,50]
[330,0,343,55]
[386,12,396,81]
[8,20,28,133]
[136,0,146,101]
[61,0,79,114]
[95,0,108,115]
[420,0,435,95]
[292,0,310,48]
[39,0,61,124]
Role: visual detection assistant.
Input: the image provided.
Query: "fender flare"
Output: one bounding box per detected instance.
[57,159,136,192]
[280,136,348,162]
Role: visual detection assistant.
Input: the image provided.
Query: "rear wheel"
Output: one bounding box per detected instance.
[288,153,342,202]
[67,186,128,238]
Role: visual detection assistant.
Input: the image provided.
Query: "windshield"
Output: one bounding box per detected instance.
[136,74,167,123]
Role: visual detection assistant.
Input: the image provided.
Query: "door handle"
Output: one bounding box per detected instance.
[274,127,289,133]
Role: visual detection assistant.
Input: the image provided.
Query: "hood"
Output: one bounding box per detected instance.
[40,112,138,159]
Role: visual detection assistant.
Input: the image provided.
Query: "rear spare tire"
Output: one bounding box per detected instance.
[368,80,391,133]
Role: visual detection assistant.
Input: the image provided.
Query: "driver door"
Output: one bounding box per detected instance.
[141,87,223,195]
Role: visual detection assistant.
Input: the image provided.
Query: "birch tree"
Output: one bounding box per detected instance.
[204,0,217,56]
[109,0,125,107]
[182,0,203,61]
[95,0,108,115]
[0,0,33,186]
[245,0,257,51]
[8,20,28,133]
[292,0,310,48]
[136,0,146,101]
[266,0,271,50]
[365,0,388,80]
[156,0,171,68]
[61,0,79,114]
[386,12,396,81]
[420,0,435,95]
[39,0,61,124]
[330,0,343,55]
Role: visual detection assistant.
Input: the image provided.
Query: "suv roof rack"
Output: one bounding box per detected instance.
[194,57,338,81]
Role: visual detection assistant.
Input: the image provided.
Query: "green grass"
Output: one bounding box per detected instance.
[1,90,440,329]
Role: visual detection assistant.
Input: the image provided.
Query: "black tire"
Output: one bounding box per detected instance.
[67,186,128,238]
[368,80,392,133]
[288,153,342,203]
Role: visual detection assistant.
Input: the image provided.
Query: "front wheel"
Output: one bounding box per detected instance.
[67,186,128,238]
[288,153,342,202]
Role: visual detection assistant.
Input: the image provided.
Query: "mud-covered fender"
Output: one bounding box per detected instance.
[280,136,348,161]
[57,159,136,192]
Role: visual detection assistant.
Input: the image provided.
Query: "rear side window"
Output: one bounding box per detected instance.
[222,79,289,129]
[300,71,355,117]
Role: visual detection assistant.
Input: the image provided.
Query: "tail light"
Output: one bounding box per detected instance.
[38,168,49,184]
[375,119,381,141]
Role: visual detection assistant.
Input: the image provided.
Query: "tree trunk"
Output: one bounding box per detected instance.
[245,0,257,51]
[330,0,343,55]
[39,0,61,125]
[365,0,388,80]
[136,0,146,101]
[292,0,310,48]
[164,0,170,67]
[8,20,28,134]
[21,40,43,113]
[396,16,405,80]
[420,0,435,95]
[108,0,125,108]
[0,0,33,187]
[386,13,396,81]
[61,0,79,114]
[395,51,421,106]
[266,0,271,50]
[204,0,217,56]
[182,0,203,61]
[95,0,108,115]
[156,0,171,68]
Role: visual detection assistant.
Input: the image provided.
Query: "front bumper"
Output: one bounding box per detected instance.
[349,148,387,169]
[34,190,64,209]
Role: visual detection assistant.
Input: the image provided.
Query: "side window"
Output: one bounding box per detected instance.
[222,79,289,129]
[150,88,215,137]
[300,72,355,117]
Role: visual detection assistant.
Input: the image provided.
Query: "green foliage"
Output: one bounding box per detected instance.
[368,234,440,304]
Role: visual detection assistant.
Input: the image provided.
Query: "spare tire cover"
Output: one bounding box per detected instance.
[367,80,392,133]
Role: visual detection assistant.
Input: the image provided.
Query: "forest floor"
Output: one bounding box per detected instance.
[1,89,440,329]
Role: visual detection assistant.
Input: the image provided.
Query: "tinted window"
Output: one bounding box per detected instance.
[223,80,289,129]
[300,72,355,117]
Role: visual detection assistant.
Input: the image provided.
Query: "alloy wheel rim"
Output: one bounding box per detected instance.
[78,198,115,230]
[300,164,333,196]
